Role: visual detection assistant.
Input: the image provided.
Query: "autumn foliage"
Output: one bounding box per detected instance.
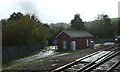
[2,12,50,46]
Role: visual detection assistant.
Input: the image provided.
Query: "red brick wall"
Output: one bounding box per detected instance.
[72,37,91,49]
[57,32,72,50]
[57,32,92,50]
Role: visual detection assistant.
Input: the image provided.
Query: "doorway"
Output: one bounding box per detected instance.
[63,41,66,50]
[87,39,89,47]
[71,41,76,50]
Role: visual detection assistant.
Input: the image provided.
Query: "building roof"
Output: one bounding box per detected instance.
[55,30,93,38]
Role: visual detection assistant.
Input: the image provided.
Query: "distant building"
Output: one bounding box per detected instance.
[55,30,93,50]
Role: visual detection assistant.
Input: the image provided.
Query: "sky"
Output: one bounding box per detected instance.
[0,0,120,24]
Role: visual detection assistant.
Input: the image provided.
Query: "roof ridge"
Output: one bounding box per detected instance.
[55,30,93,38]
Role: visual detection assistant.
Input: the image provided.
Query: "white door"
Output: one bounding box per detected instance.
[63,41,66,49]
[87,39,89,47]
[71,41,76,50]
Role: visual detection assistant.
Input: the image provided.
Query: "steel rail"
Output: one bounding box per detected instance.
[51,46,120,72]
[107,60,120,72]
[83,52,120,72]
[76,51,112,72]
[51,51,101,72]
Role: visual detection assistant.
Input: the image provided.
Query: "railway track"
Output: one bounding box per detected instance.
[52,45,120,72]
[107,60,120,72]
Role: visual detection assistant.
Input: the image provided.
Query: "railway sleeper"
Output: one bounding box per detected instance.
[76,51,112,72]
[82,52,120,72]
[107,60,120,72]
[51,51,101,72]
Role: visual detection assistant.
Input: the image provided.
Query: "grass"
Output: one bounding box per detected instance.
[2,50,41,67]
[44,46,54,51]
[2,46,55,70]
[28,55,52,63]
[57,48,93,53]
[3,62,26,70]
[45,46,53,49]
[2,46,53,69]
[3,55,53,70]
[37,59,53,65]
[2,57,24,69]
[2,46,93,70]
[110,18,119,22]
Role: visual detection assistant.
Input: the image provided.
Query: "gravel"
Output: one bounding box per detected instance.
[3,46,109,71]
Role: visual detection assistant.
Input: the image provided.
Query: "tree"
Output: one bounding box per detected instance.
[2,12,50,46]
[87,14,116,39]
[43,23,50,28]
[8,12,23,21]
[102,15,115,38]
[118,19,120,35]
[71,14,85,30]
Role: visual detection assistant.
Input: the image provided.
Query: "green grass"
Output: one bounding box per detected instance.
[2,48,46,69]
[3,50,41,65]
[45,46,53,49]
[28,55,52,63]
[44,46,54,51]
[3,55,53,70]
[2,46,93,70]
[2,57,24,69]
[2,45,55,70]
[57,48,93,53]
[110,18,119,22]
[37,59,53,65]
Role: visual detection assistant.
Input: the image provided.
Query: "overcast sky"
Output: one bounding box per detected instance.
[0,0,119,24]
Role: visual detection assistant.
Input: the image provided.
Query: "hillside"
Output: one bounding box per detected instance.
[110,18,119,22]
[50,22,71,28]
[84,18,119,28]
[49,18,119,29]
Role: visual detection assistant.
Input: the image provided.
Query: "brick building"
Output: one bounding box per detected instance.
[55,30,93,50]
